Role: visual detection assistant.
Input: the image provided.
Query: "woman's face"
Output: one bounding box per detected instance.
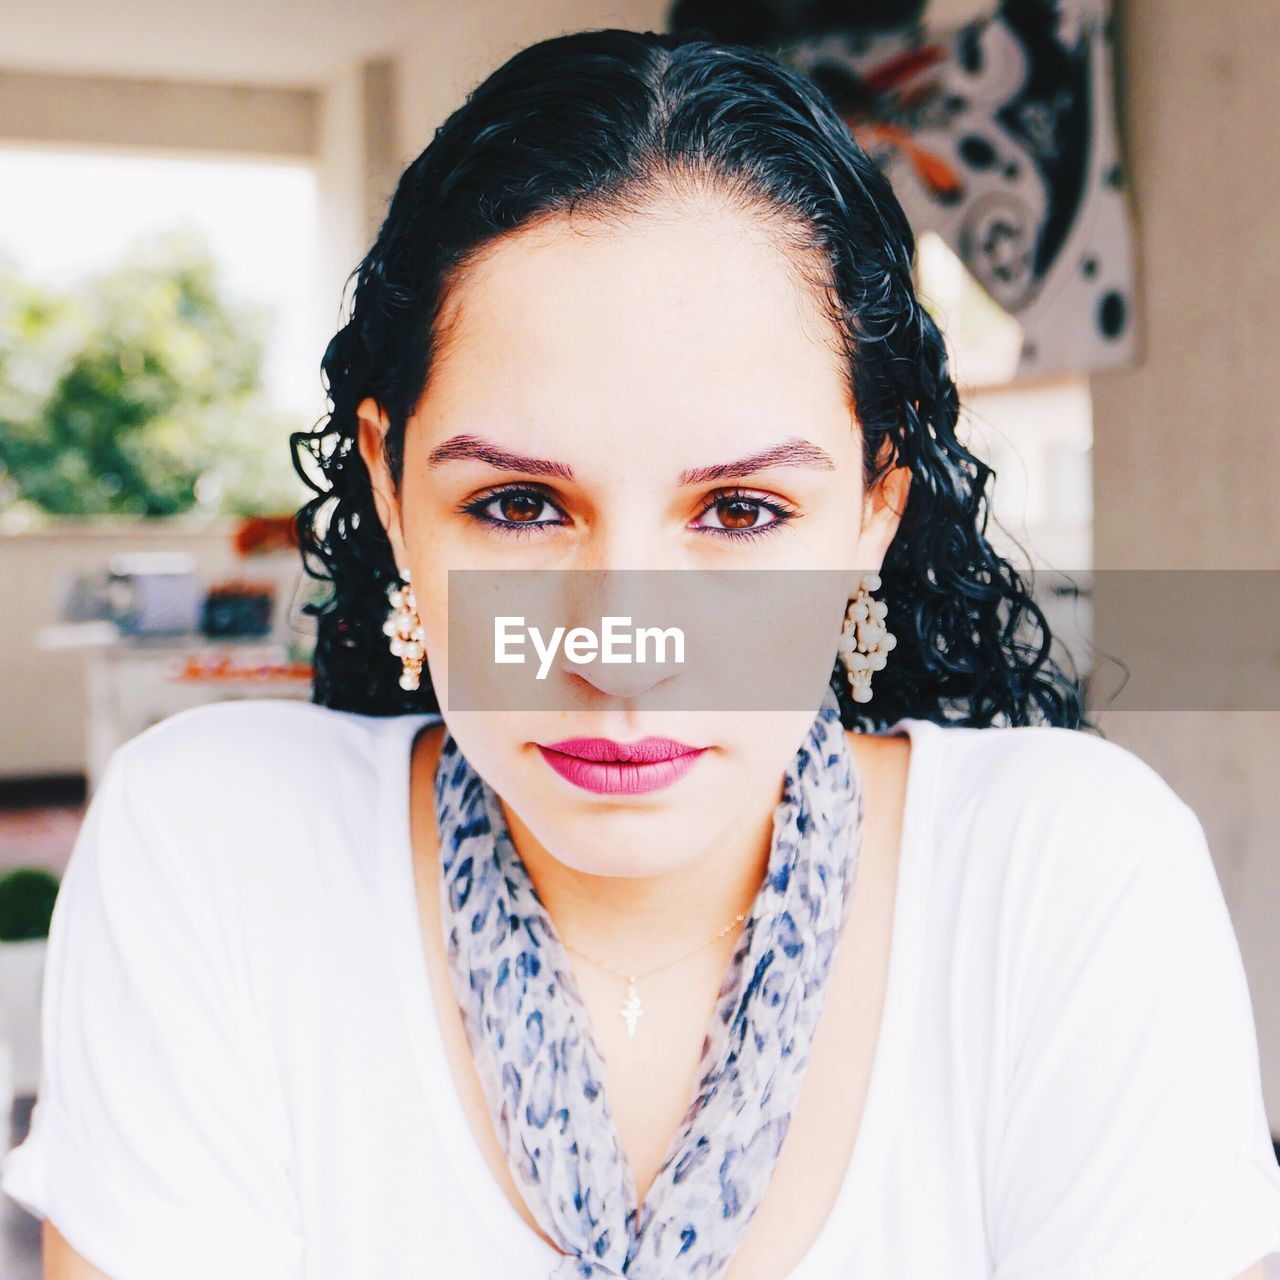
[359,199,909,879]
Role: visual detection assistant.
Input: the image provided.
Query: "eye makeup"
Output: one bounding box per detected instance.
[455,483,801,542]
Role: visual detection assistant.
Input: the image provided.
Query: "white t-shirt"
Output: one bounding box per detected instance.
[4,698,1280,1279]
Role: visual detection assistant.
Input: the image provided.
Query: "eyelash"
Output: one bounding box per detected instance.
[457,485,800,542]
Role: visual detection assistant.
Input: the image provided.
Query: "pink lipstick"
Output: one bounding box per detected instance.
[535,735,709,795]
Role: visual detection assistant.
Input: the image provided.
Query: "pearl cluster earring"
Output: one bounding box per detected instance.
[838,571,896,703]
[384,567,425,692]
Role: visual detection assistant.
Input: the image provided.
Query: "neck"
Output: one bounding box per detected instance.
[497,774,785,971]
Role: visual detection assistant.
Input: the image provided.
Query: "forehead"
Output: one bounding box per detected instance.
[419,202,853,437]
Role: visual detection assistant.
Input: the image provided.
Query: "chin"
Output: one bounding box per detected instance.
[535,807,714,880]
[506,758,725,878]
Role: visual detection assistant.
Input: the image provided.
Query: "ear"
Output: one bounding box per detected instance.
[853,435,911,594]
[356,396,410,573]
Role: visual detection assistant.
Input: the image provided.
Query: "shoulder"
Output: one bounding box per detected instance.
[925,718,1196,842]
[79,700,444,948]
[917,725,1232,1069]
[113,697,394,800]
[910,720,1208,928]
[98,699,428,892]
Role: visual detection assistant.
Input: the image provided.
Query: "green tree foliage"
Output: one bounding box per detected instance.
[0,223,308,519]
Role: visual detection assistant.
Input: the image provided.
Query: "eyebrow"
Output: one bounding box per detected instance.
[677,439,836,485]
[426,433,573,479]
[425,433,836,484]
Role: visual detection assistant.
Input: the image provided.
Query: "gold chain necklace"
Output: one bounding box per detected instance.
[562,911,749,1039]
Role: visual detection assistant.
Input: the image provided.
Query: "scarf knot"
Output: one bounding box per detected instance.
[552,1259,627,1280]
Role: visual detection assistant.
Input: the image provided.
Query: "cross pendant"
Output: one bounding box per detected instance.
[620,979,643,1038]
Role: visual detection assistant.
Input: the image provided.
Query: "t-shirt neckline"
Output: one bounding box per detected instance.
[375,710,941,1276]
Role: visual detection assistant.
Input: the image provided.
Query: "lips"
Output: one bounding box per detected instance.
[535,736,709,795]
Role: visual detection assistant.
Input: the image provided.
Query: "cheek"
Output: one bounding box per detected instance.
[436,712,505,773]
[818,472,867,539]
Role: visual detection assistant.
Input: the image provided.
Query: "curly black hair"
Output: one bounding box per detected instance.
[290,26,1092,733]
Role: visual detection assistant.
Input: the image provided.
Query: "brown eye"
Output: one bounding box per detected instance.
[690,488,799,541]
[716,498,764,530]
[460,485,568,537]
[498,492,545,523]
[695,496,776,533]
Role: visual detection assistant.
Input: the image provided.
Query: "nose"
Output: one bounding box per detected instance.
[559,568,683,700]
[571,505,684,575]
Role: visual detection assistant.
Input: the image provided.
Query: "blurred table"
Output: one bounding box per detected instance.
[36,622,313,793]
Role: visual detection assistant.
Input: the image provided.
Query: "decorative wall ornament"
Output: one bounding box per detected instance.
[671,0,1139,381]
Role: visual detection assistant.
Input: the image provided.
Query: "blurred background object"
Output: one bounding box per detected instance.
[0,867,60,1093]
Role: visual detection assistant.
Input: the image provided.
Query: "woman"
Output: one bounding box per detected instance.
[6,27,1279,1280]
